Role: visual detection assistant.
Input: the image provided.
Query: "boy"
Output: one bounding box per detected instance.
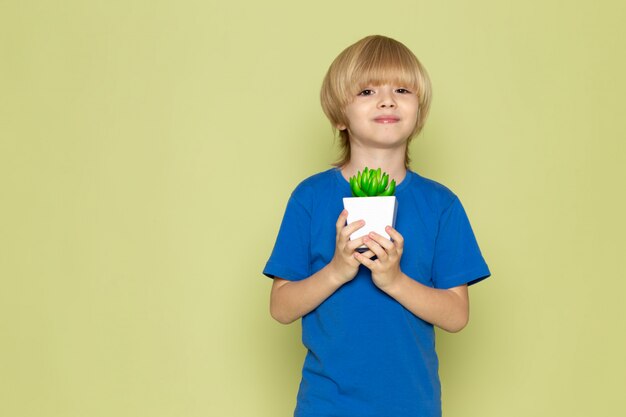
[263,35,490,417]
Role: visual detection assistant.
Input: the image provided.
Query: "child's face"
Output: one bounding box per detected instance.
[337,84,419,152]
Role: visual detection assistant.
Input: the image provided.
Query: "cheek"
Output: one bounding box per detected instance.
[339,110,361,132]
[407,104,420,124]
[336,110,353,131]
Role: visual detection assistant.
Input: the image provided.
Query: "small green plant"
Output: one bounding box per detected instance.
[349,167,396,197]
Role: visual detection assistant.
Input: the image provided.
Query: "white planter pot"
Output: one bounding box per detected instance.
[342,196,398,247]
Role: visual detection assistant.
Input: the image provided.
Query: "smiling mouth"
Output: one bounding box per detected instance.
[374,117,400,124]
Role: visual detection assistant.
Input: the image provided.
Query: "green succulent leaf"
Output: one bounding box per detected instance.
[363,175,372,195]
[350,176,367,197]
[348,167,396,197]
[379,173,389,193]
[379,179,396,196]
[369,176,380,196]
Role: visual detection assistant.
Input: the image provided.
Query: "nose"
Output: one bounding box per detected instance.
[377,88,396,108]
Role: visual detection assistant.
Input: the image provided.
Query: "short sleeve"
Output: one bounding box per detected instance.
[432,197,491,289]
[263,193,312,281]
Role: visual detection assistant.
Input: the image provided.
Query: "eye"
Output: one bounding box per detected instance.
[395,88,412,94]
[357,89,375,96]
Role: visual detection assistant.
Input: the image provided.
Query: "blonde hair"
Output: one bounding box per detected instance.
[320,35,432,168]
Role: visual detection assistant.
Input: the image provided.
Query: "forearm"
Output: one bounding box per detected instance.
[380,273,469,333]
[270,264,344,324]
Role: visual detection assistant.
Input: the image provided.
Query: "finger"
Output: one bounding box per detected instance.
[345,236,366,252]
[363,236,386,259]
[386,226,404,251]
[335,209,349,234]
[367,231,394,252]
[354,251,375,268]
[359,249,376,259]
[340,219,365,241]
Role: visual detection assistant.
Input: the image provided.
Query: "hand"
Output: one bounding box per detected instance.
[329,210,375,285]
[354,226,405,290]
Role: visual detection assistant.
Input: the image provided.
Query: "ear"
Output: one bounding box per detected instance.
[336,123,347,131]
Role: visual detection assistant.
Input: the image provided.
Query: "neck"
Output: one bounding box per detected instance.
[341,145,408,184]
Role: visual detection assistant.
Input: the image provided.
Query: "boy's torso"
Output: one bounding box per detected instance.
[292,168,446,417]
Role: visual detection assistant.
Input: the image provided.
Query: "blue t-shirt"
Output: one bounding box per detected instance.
[264,168,490,417]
